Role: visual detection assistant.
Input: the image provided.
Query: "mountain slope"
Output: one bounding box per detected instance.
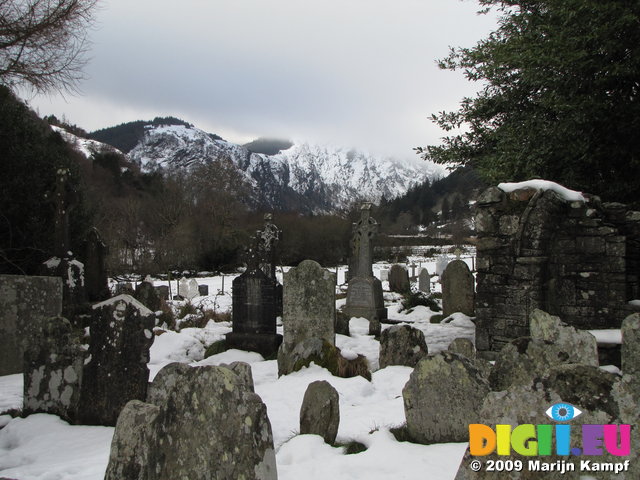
[92,120,446,213]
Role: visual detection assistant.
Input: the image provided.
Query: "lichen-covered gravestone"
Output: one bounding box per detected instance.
[388,265,410,293]
[300,380,340,444]
[441,260,475,317]
[282,260,336,352]
[78,294,155,426]
[379,325,428,368]
[403,352,489,444]
[23,316,85,421]
[106,365,278,480]
[0,274,63,376]
[418,268,431,293]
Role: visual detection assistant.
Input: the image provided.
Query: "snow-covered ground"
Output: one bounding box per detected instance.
[0,256,475,480]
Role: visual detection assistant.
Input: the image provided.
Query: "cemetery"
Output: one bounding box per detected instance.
[0,179,639,480]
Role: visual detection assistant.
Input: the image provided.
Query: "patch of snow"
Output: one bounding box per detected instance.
[588,329,622,346]
[498,179,586,202]
[91,294,153,316]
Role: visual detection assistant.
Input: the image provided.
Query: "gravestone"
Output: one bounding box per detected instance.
[621,313,640,375]
[299,380,340,444]
[403,352,489,444]
[282,260,336,352]
[134,280,161,312]
[0,275,63,375]
[409,262,418,279]
[79,294,155,426]
[106,366,278,480]
[379,269,389,282]
[345,204,387,335]
[23,316,84,421]
[178,277,189,299]
[41,168,86,316]
[187,278,199,300]
[155,285,169,300]
[379,325,428,368]
[83,227,109,302]
[198,284,209,296]
[257,213,283,315]
[418,268,431,293]
[441,259,475,317]
[388,264,410,293]
[435,255,451,276]
[226,243,282,357]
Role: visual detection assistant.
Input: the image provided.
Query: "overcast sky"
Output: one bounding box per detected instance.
[24,0,497,160]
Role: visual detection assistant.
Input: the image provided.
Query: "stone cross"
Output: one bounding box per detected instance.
[352,203,379,277]
[257,213,281,280]
[52,168,78,258]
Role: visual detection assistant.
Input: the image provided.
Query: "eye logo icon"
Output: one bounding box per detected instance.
[545,403,582,422]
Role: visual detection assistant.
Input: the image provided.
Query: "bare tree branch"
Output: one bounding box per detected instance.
[0,0,97,93]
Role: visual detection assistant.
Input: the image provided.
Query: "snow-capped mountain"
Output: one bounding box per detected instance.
[126,123,445,213]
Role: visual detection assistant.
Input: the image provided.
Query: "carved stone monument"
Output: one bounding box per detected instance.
[83,227,109,302]
[344,203,387,335]
[226,232,283,357]
[257,213,283,316]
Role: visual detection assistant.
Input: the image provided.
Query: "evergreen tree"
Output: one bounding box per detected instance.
[420,0,640,204]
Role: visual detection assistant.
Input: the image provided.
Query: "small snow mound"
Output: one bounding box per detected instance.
[340,349,359,360]
[628,299,640,307]
[588,329,622,346]
[442,313,476,328]
[498,179,586,202]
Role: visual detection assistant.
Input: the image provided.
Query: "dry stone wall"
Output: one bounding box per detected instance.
[475,186,640,356]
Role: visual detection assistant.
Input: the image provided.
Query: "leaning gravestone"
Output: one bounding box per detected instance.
[345,203,387,335]
[0,275,63,375]
[79,294,155,426]
[300,380,340,444]
[441,260,475,317]
[23,316,85,421]
[379,325,428,369]
[418,268,431,293]
[226,243,282,357]
[403,352,489,444]
[388,264,410,293]
[282,260,336,352]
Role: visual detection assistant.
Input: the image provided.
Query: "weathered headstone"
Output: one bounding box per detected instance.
[134,280,161,312]
[146,362,191,406]
[226,244,282,357]
[418,268,431,293]
[345,204,387,335]
[107,366,278,480]
[403,352,489,444]
[104,400,160,480]
[198,284,209,296]
[441,259,475,317]
[379,325,428,369]
[409,262,418,279]
[447,337,475,359]
[153,366,277,479]
[0,275,63,375]
[41,168,86,316]
[379,269,389,282]
[79,294,155,426]
[282,260,336,352]
[83,227,109,302]
[155,285,169,300]
[621,313,640,375]
[23,316,84,421]
[435,255,450,276]
[300,380,340,444]
[388,264,410,293]
[178,277,189,299]
[187,278,199,300]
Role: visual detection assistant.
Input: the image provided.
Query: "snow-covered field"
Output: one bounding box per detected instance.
[0,255,476,480]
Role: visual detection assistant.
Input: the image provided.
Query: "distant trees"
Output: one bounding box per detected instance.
[420,0,640,204]
[0,0,97,93]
